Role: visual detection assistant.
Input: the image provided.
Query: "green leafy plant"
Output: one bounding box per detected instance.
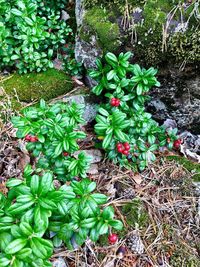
[0,0,72,73]
[62,43,83,77]
[90,52,179,170]
[11,99,91,181]
[0,170,123,266]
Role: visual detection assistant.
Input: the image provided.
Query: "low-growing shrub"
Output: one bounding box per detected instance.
[0,169,122,266]
[12,99,91,181]
[0,0,72,73]
[89,52,179,170]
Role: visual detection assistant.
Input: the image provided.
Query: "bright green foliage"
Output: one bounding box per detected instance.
[90,52,178,170]
[62,43,83,76]
[0,0,72,73]
[0,170,123,266]
[12,99,91,181]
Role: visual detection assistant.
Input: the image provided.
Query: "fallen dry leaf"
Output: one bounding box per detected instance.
[132,174,142,184]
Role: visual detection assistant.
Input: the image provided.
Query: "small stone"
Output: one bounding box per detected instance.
[61,10,70,21]
[74,149,102,163]
[53,257,68,267]
[87,163,98,174]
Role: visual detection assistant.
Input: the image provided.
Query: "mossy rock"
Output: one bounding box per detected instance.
[81,7,120,52]
[1,69,73,103]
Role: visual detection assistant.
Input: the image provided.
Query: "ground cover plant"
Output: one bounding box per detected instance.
[11,100,91,181]
[90,52,181,170]
[0,100,123,266]
[0,0,72,73]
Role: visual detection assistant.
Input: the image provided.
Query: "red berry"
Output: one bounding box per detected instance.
[108,233,118,244]
[122,150,129,156]
[63,152,69,157]
[173,139,181,149]
[116,143,122,149]
[124,142,130,150]
[117,147,123,153]
[115,99,120,107]
[30,136,38,142]
[25,134,31,141]
[110,98,116,106]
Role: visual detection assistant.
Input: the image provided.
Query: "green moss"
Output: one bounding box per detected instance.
[1,69,73,103]
[166,155,200,182]
[121,199,149,228]
[82,7,120,52]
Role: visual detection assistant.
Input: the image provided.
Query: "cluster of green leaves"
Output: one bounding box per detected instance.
[0,169,122,266]
[62,43,83,77]
[0,0,72,73]
[90,52,178,170]
[12,99,91,181]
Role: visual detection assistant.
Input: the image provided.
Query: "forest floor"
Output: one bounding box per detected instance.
[0,92,199,267]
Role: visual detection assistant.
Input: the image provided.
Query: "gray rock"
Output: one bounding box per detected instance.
[75,0,85,28]
[75,0,103,87]
[148,73,200,134]
[74,149,103,163]
[61,10,70,21]
[53,257,68,267]
[63,92,98,123]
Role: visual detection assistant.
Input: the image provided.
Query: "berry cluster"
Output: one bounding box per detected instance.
[63,152,69,157]
[116,142,130,156]
[25,134,38,142]
[173,139,182,149]
[110,98,120,107]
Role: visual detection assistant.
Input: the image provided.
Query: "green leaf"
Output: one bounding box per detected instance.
[38,134,45,143]
[11,55,20,60]
[91,193,108,204]
[102,132,113,149]
[107,70,116,80]
[19,222,33,236]
[16,195,34,203]
[109,219,123,230]
[24,17,33,26]
[90,228,99,242]
[81,218,96,229]
[39,173,53,196]
[6,179,23,188]
[11,9,23,16]
[8,201,34,215]
[39,198,57,210]
[136,84,143,95]
[54,143,63,158]
[114,129,126,141]
[0,256,10,267]
[102,206,114,219]
[98,223,108,235]
[52,236,62,248]
[105,52,118,65]
[5,238,27,254]
[16,248,32,259]
[98,108,109,117]
[0,233,13,251]
[30,175,39,195]
[149,144,158,151]
[30,237,53,259]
